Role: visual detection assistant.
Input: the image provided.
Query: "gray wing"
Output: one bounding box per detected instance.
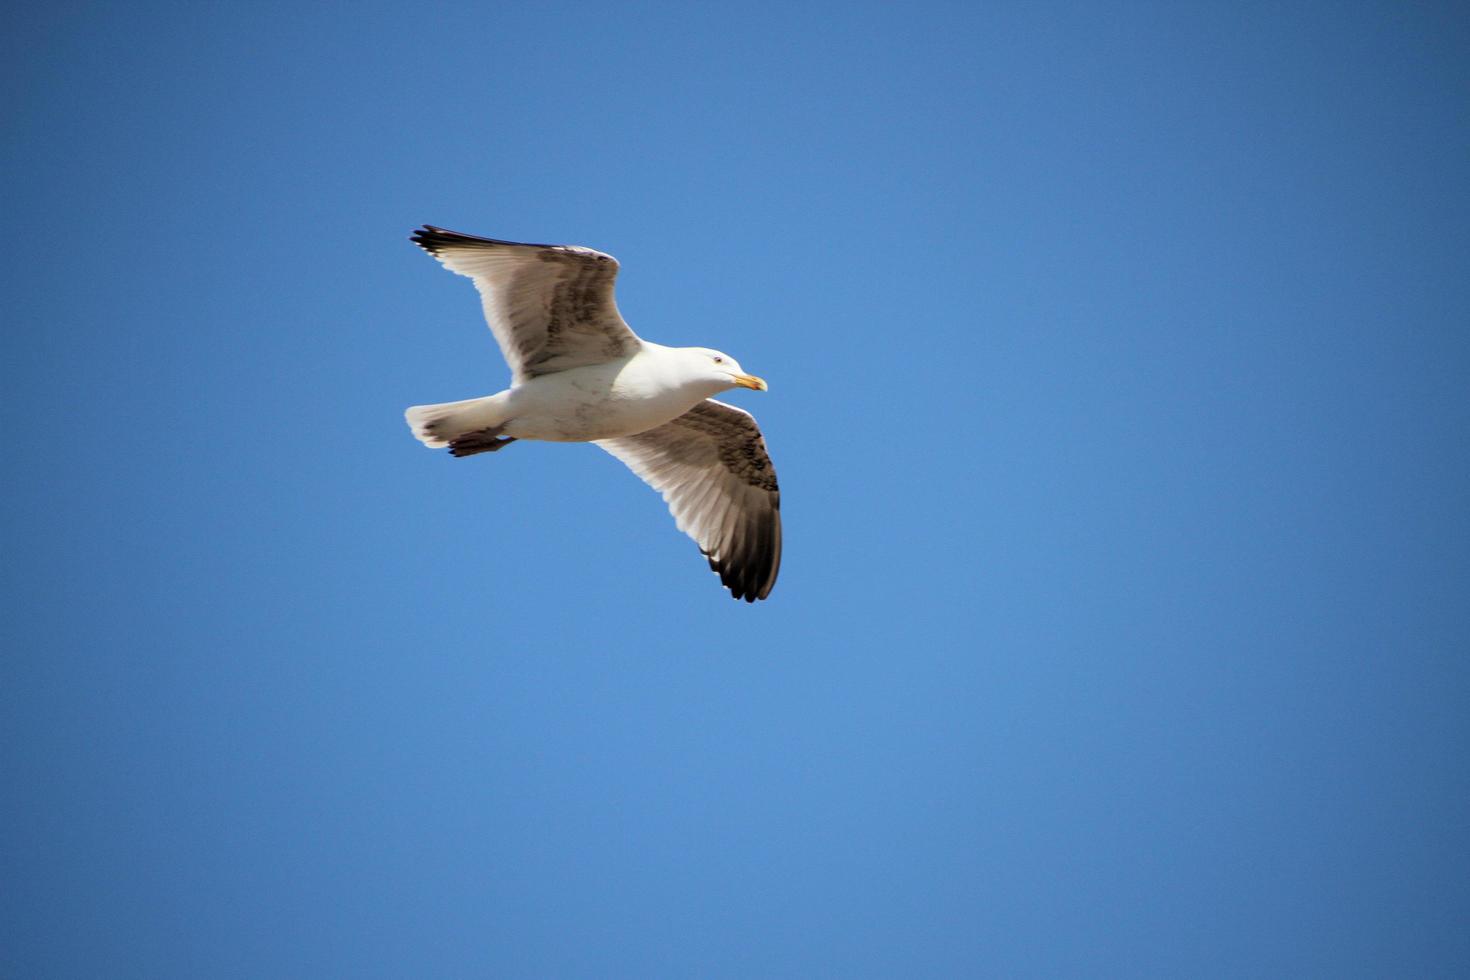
[596,400,782,602]
[411,225,642,382]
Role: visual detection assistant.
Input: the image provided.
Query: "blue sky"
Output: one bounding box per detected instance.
[4,2,1468,976]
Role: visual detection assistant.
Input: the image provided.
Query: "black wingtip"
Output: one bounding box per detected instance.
[410,224,560,253]
[707,529,779,602]
[409,224,458,254]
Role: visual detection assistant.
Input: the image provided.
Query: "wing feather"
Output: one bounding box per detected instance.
[410,225,642,382]
[596,400,782,602]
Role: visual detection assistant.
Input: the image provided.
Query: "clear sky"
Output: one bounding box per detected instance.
[4,2,1468,977]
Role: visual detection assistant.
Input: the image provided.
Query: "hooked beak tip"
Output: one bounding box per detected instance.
[733,374,768,392]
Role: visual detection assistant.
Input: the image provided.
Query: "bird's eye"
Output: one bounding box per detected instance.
[713,355,724,364]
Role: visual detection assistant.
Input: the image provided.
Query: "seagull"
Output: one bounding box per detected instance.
[404,225,782,602]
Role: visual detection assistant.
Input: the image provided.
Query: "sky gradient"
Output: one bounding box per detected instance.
[4,2,1469,977]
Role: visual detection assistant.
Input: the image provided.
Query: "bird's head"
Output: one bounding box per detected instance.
[687,347,767,394]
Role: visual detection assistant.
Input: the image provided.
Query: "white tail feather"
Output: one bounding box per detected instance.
[404,394,505,448]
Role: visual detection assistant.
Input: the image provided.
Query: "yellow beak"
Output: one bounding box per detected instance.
[732,374,768,391]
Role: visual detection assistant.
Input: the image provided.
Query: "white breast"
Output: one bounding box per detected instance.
[501,353,715,442]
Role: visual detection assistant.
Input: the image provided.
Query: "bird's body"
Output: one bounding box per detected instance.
[404,225,782,601]
[413,344,738,444]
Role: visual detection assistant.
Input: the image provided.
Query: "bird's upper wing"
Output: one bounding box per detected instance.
[410,225,642,382]
[596,399,782,602]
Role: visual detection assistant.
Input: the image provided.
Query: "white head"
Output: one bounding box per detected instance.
[683,347,768,394]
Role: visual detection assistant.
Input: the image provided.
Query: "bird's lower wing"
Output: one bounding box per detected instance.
[596,400,781,602]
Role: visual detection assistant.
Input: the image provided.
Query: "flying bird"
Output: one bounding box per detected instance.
[404,225,782,602]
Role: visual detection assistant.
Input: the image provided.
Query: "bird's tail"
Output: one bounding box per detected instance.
[404,394,506,448]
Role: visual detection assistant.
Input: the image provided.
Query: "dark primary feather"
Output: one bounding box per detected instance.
[410,225,560,252]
